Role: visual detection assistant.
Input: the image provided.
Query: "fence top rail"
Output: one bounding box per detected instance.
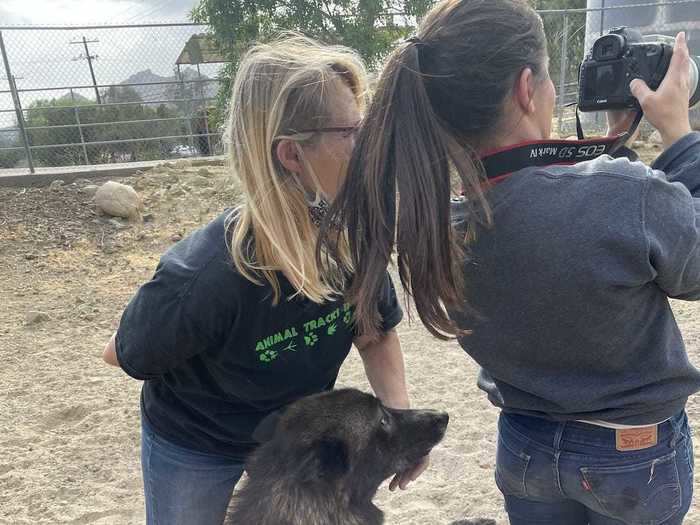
[0,22,208,31]
[0,78,222,96]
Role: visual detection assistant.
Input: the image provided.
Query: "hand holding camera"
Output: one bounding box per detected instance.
[630,32,693,149]
[580,28,699,150]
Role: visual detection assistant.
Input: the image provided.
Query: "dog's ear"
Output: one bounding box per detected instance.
[299,438,350,481]
[252,409,284,443]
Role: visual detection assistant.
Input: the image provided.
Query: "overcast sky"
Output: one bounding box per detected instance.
[0,0,221,129]
[0,0,198,26]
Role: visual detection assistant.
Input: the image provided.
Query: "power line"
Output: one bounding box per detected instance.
[123,0,172,24]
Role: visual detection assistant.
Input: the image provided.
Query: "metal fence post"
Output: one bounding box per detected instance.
[0,30,35,173]
[196,63,212,156]
[70,88,90,165]
[558,12,570,137]
[177,64,195,154]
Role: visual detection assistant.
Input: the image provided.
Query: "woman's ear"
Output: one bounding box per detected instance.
[514,67,537,115]
[276,139,303,174]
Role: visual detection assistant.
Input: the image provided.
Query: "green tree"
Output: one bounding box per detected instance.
[191,0,431,129]
[0,124,23,169]
[24,88,182,167]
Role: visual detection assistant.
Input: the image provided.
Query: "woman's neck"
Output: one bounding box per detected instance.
[478,116,549,156]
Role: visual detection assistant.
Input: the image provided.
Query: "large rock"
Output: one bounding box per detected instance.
[94,181,142,220]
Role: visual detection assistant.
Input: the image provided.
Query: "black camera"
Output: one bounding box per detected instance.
[578,27,700,112]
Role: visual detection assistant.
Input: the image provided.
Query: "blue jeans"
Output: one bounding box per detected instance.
[496,411,694,525]
[140,415,246,525]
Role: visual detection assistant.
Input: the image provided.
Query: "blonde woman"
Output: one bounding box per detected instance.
[102,35,423,525]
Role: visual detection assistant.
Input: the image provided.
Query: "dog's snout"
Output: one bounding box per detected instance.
[419,410,449,437]
[437,412,449,432]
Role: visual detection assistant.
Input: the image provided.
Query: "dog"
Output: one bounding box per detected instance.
[228,388,449,525]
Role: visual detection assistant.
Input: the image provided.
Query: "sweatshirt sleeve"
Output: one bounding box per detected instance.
[643,171,700,300]
[651,132,700,196]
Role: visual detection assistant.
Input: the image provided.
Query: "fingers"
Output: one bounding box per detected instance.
[630,32,690,107]
[668,32,690,83]
[630,78,652,106]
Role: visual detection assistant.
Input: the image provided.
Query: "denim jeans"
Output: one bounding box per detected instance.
[496,411,694,525]
[140,415,246,525]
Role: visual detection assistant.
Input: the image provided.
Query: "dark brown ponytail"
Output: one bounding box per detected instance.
[320,0,547,339]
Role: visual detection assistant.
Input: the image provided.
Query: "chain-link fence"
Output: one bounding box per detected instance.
[1,1,699,175]
[0,22,225,174]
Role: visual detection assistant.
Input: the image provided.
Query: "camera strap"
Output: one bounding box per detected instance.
[480,107,643,184]
[575,105,644,145]
[481,135,626,183]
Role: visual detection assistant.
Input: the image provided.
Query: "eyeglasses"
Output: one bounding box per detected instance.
[293,125,360,139]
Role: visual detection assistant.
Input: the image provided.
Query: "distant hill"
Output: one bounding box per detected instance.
[119,68,219,106]
[58,92,93,104]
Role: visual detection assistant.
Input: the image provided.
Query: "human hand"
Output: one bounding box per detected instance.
[630,32,693,149]
[388,454,430,491]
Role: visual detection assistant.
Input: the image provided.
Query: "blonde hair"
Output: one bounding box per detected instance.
[225,34,367,304]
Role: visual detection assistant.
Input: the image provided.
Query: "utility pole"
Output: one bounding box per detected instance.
[70,36,101,104]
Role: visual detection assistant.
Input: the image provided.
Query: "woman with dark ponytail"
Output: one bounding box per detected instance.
[322,0,700,522]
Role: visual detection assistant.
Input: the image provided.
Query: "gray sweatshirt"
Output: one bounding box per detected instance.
[454,132,700,425]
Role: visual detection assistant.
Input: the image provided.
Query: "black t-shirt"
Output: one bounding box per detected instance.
[116,211,403,460]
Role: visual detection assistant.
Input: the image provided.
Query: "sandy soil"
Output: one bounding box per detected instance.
[1,145,699,524]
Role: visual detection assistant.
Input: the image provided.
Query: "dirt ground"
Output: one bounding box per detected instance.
[1,144,699,524]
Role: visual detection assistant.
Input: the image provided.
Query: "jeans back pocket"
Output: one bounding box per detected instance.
[495,433,531,499]
[580,451,681,525]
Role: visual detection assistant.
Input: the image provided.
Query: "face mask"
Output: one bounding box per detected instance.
[308,197,331,227]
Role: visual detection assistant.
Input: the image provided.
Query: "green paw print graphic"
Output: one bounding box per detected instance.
[259,349,279,363]
[327,323,337,336]
[304,332,319,347]
[343,311,353,325]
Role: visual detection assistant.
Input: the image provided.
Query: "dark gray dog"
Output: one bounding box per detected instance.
[228,388,449,525]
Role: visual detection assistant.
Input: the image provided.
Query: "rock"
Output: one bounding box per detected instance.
[81,185,99,196]
[191,158,222,167]
[188,175,211,188]
[25,311,50,325]
[196,188,218,198]
[49,180,64,191]
[170,233,183,242]
[197,167,213,177]
[108,218,129,230]
[94,181,142,220]
[648,130,663,145]
[142,213,155,223]
[24,253,39,260]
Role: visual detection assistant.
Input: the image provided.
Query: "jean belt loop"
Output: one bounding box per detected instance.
[670,411,684,447]
[553,421,566,451]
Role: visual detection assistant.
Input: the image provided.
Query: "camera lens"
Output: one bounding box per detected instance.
[690,56,700,108]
